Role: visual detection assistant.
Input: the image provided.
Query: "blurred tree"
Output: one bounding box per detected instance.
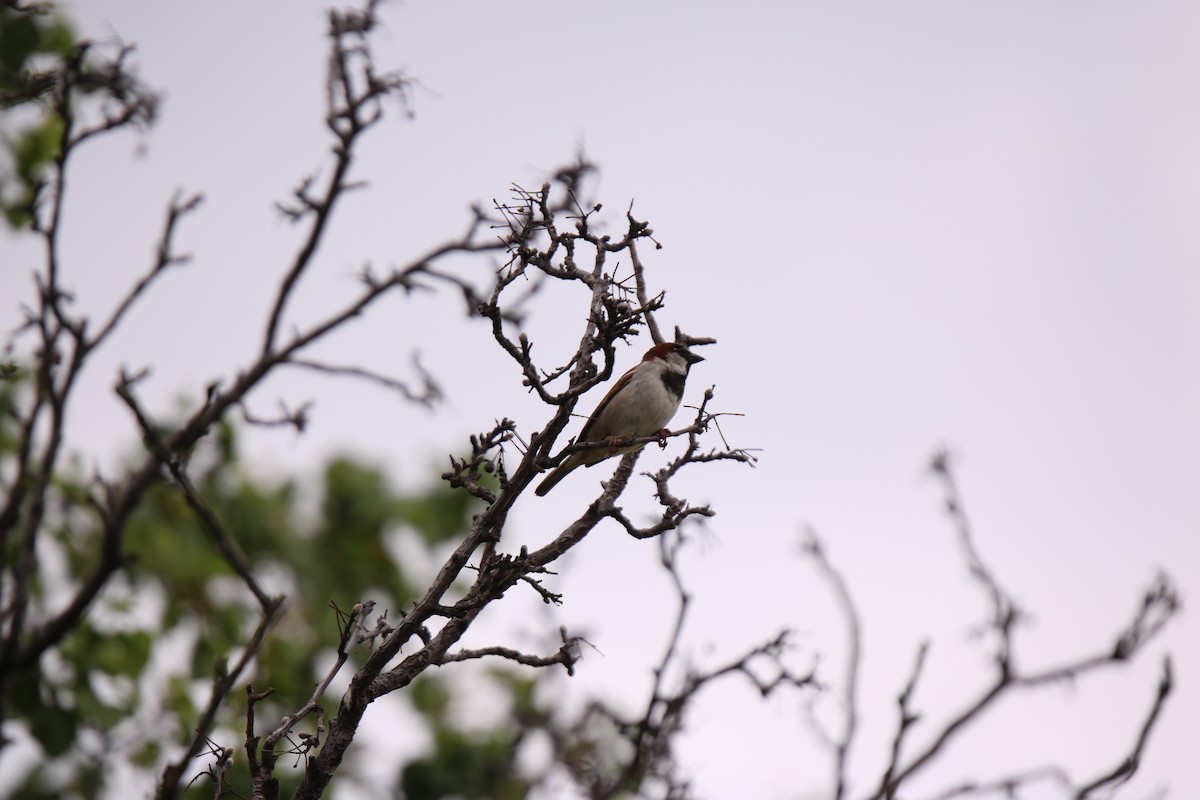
[0,387,479,795]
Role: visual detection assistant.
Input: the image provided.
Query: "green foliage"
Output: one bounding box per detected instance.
[0,3,76,227]
[0,362,513,796]
[399,481,481,545]
[401,672,545,800]
[0,6,75,76]
[5,112,61,218]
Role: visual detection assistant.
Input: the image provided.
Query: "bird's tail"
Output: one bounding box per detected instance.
[534,463,572,496]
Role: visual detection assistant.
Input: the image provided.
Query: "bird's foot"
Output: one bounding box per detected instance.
[603,434,628,455]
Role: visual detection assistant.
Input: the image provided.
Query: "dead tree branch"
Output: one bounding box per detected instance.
[808,451,1185,800]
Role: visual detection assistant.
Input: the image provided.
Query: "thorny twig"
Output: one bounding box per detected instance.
[604,388,755,540]
[290,148,752,795]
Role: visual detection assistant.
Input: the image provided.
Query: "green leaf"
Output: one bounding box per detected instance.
[396,485,476,545]
[165,675,197,724]
[42,20,76,56]
[13,116,63,178]
[60,627,152,678]
[0,15,40,73]
[131,739,161,768]
[409,676,450,719]
[27,700,78,758]
[3,203,32,229]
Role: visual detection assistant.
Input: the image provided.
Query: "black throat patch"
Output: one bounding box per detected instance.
[659,369,686,400]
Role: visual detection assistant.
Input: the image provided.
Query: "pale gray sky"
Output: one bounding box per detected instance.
[3,1,1197,798]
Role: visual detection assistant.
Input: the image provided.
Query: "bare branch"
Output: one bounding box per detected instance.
[921,766,1073,800]
[628,239,664,345]
[115,373,286,800]
[285,354,442,408]
[1074,656,1173,799]
[880,641,929,795]
[159,606,282,800]
[930,448,1020,675]
[856,454,1180,800]
[88,190,204,352]
[238,398,314,434]
[66,42,159,148]
[115,372,277,609]
[568,530,815,799]
[253,600,383,785]
[439,628,583,677]
[262,5,413,355]
[604,388,757,540]
[803,530,861,800]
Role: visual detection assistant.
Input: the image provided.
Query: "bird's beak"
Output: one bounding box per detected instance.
[682,348,704,365]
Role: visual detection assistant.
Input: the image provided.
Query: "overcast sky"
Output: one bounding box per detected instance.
[3,1,1198,798]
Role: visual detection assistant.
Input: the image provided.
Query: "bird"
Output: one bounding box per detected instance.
[535,341,704,496]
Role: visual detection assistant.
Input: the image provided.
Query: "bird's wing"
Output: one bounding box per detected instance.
[576,366,635,442]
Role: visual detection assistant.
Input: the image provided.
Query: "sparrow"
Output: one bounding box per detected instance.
[535,342,704,496]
